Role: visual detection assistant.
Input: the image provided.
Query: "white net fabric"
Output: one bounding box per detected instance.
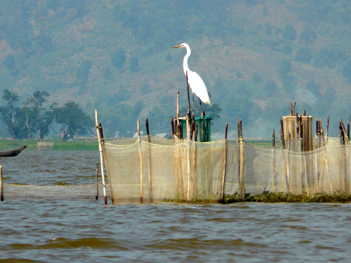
[104,136,351,204]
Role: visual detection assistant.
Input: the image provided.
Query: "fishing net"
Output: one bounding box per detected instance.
[2,184,109,201]
[104,136,351,204]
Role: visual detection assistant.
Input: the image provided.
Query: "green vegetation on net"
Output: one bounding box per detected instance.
[164,191,351,204]
[222,191,351,203]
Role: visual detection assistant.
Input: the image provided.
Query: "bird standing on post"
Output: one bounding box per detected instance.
[173,43,211,106]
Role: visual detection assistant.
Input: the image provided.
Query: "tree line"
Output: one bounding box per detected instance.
[0,89,92,140]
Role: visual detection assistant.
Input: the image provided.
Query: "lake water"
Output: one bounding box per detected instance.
[1,151,351,262]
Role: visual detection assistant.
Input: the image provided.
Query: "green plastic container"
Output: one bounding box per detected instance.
[180,116,212,142]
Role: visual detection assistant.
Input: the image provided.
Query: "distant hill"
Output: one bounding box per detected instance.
[0,0,351,138]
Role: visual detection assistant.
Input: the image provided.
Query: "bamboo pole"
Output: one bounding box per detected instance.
[0,165,3,201]
[286,134,291,199]
[280,119,285,149]
[172,117,180,199]
[95,110,107,205]
[326,116,330,144]
[221,122,228,201]
[146,118,152,203]
[238,118,245,202]
[187,133,191,202]
[99,124,115,204]
[186,72,191,119]
[191,121,197,201]
[95,163,99,200]
[272,129,276,191]
[137,120,143,204]
[177,91,180,118]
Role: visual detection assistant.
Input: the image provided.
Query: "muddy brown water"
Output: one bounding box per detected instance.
[0,151,350,262]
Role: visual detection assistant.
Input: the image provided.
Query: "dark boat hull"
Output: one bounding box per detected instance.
[0,146,27,157]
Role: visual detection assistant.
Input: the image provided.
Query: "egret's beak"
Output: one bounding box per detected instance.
[173,45,181,48]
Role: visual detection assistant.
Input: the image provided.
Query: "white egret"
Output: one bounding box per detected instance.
[173,43,211,106]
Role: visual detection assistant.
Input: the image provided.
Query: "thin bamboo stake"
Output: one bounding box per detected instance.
[177,91,180,118]
[172,117,180,199]
[146,118,152,203]
[271,129,276,191]
[326,116,330,144]
[238,118,245,202]
[95,163,99,200]
[187,134,191,202]
[186,72,191,118]
[194,123,198,142]
[95,110,107,205]
[286,134,291,200]
[0,165,3,201]
[191,124,197,201]
[99,124,115,204]
[137,120,143,204]
[221,122,228,200]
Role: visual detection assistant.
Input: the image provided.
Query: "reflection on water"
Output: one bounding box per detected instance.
[0,151,350,262]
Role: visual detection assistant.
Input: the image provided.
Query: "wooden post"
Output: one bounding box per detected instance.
[137,120,143,204]
[272,130,276,191]
[191,115,195,141]
[186,72,191,118]
[172,117,181,200]
[95,110,107,205]
[186,111,191,201]
[99,124,115,204]
[177,91,180,118]
[326,116,330,143]
[286,134,291,199]
[238,118,245,202]
[186,110,190,141]
[95,163,99,200]
[280,119,285,149]
[146,118,152,203]
[221,123,228,201]
[171,117,175,137]
[0,165,3,201]
[194,123,198,142]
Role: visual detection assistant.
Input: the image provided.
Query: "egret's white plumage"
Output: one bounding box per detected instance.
[173,43,211,106]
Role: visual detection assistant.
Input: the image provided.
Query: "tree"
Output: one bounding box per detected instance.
[0,89,28,139]
[24,91,54,140]
[53,101,92,141]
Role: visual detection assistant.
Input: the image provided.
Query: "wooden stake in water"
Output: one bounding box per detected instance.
[146,118,152,203]
[221,122,228,201]
[238,118,245,202]
[137,120,144,204]
[272,130,276,191]
[0,165,3,201]
[95,163,99,200]
[95,110,107,205]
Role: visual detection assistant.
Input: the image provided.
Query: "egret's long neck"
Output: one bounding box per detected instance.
[183,45,191,76]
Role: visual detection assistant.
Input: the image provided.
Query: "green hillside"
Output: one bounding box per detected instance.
[0,0,351,138]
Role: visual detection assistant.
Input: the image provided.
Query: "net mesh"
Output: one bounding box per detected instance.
[104,136,351,204]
